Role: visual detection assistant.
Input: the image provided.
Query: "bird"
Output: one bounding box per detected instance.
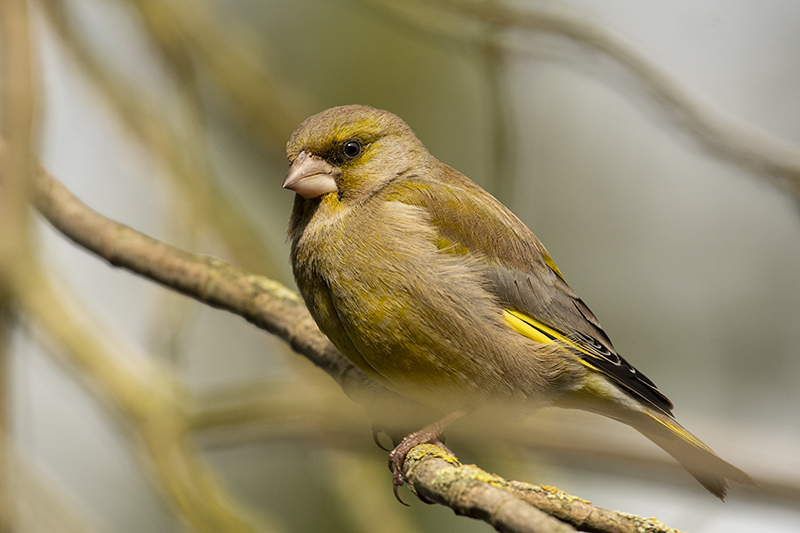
[283,104,754,501]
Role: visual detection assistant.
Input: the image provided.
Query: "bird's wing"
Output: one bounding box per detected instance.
[383,168,674,415]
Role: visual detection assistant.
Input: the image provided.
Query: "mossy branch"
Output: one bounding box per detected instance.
[404,444,682,533]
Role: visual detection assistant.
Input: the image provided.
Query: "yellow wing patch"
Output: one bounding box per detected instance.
[503,309,556,345]
[503,309,600,371]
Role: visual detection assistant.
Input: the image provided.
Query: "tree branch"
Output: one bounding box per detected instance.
[403,444,681,533]
[30,156,364,386]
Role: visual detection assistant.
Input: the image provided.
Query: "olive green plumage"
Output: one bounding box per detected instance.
[284,105,753,499]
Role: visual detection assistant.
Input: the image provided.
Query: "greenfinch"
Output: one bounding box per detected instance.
[284,105,753,500]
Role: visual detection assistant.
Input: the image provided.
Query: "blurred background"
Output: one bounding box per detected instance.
[2,0,799,531]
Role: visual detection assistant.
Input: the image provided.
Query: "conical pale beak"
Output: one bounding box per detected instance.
[283,151,339,199]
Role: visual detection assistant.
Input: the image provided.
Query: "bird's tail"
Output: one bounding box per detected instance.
[612,405,754,499]
[558,390,755,500]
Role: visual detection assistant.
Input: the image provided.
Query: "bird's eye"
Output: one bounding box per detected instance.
[342,140,362,159]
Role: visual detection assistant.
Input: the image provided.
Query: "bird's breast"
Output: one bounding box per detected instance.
[290,197,569,411]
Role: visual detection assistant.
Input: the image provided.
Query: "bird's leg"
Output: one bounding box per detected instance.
[388,407,472,504]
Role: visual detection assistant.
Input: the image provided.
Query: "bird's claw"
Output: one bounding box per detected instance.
[392,479,410,506]
[382,409,469,504]
[388,445,411,505]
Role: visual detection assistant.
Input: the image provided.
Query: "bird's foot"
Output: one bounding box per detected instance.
[388,430,452,505]
[382,408,470,504]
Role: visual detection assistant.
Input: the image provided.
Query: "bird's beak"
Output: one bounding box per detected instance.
[283,151,339,199]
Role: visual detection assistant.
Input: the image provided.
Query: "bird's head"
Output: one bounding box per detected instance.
[284,105,428,204]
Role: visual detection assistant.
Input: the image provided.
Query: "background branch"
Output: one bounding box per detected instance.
[40,0,291,280]
[428,0,800,194]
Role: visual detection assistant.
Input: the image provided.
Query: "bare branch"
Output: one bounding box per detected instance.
[28,154,369,392]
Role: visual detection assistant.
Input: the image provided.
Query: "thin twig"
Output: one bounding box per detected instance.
[363,0,800,194]
[427,0,800,192]
[124,0,307,151]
